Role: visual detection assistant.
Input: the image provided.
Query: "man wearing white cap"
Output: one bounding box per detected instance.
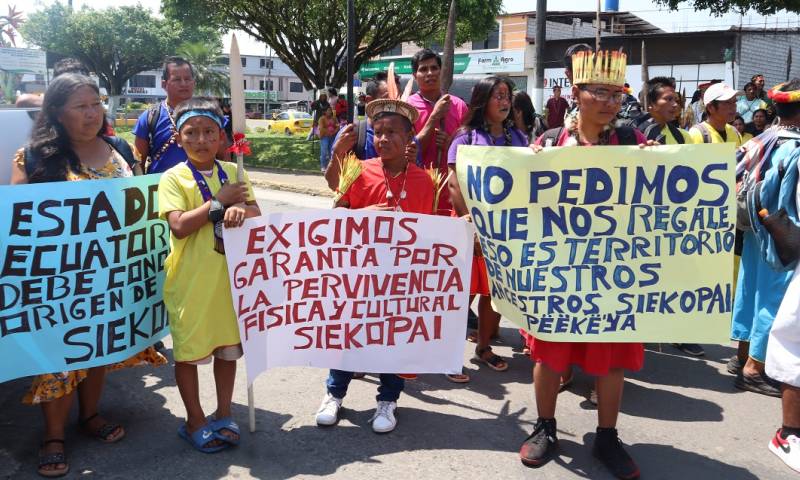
[678,82,745,358]
[689,82,744,147]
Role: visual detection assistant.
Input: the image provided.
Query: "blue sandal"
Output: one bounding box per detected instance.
[178,423,228,453]
[207,416,240,446]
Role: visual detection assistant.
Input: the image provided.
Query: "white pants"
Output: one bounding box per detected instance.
[766,262,800,388]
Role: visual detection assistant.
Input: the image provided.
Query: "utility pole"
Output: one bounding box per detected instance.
[595,0,601,51]
[267,45,272,114]
[262,45,267,117]
[346,0,355,123]
[534,0,546,113]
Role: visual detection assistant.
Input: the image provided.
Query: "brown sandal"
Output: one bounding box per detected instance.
[474,346,508,372]
[38,439,69,478]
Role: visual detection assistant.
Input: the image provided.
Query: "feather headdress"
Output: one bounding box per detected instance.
[571,50,627,87]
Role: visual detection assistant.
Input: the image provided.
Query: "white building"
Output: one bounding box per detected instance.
[118,54,313,114]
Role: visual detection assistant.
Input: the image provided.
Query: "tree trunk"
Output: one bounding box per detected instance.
[440,0,457,93]
[108,95,120,121]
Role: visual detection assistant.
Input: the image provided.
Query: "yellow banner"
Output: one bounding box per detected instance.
[456,144,736,343]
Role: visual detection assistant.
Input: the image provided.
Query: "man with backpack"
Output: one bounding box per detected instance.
[689,82,743,148]
[730,82,800,398]
[742,78,800,471]
[323,71,417,191]
[133,57,229,174]
[638,77,694,144]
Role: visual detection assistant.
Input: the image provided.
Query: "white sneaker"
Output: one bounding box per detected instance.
[769,429,800,473]
[369,401,397,433]
[315,393,342,426]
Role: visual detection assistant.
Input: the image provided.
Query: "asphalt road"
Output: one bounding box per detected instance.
[0,187,789,480]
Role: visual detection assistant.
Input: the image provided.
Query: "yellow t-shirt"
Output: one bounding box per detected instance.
[688,122,743,147]
[158,161,256,362]
[652,125,695,145]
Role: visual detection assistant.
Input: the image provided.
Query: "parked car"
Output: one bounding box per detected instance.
[0,108,37,184]
[267,110,312,135]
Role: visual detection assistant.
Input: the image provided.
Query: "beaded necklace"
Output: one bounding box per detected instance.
[151,101,179,164]
[382,161,409,212]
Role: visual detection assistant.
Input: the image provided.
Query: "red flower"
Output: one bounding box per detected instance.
[227,132,252,156]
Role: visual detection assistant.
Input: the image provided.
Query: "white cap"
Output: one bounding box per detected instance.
[703,82,741,104]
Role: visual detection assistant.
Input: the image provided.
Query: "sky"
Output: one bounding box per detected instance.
[12,0,800,55]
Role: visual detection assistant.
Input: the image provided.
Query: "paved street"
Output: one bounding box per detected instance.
[0,187,788,480]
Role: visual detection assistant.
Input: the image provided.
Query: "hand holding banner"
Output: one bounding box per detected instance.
[0,175,170,382]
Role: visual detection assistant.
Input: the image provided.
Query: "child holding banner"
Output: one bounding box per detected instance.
[447,75,530,378]
[10,73,166,478]
[158,98,260,453]
[519,50,651,480]
[315,98,433,434]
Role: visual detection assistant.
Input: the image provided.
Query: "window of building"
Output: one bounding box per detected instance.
[241,57,246,67]
[260,58,274,69]
[243,79,247,89]
[259,79,274,91]
[472,22,500,50]
[130,74,156,88]
[427,41,443,54]
[289,82,304,93]
[381,44,403,57]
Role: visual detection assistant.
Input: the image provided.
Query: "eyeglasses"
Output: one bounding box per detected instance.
[579,87,625,104]
[491,94,512,102]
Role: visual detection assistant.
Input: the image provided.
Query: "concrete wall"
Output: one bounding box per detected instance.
[738,30,800,89]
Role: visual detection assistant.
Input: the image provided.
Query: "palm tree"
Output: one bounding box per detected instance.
[177,41,230,97]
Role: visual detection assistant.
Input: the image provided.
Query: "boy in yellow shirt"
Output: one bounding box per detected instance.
[158,98,260,453]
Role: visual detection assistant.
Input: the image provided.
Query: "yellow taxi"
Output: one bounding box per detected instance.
[267,110,313,135]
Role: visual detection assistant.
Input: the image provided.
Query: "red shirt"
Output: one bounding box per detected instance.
[341,158,434,215]
[407,91,468,214]
[545,97,569,128]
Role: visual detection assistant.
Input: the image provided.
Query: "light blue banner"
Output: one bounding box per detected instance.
[0,175,169,382]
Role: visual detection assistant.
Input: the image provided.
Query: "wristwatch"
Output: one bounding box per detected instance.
[208,197,225,223]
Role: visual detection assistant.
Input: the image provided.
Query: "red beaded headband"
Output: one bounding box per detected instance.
[768,83,800,103]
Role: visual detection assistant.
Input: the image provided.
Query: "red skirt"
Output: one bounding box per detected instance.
[471,256,490,296]
[525,334,644,377]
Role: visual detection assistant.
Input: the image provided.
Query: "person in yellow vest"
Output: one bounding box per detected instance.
[685,81,743,358]
[639,77,694,144]
[689,82,743,147]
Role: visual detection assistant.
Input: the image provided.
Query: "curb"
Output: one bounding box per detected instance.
[249,178,334,198]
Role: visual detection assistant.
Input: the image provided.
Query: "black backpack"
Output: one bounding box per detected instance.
[539,126,639,147]
[145,103,161,145]
[24,136,138,179]
[354,118,368,159]
[640,119,686,145]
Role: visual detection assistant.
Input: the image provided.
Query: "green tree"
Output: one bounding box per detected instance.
[655,0,800,15]
[22,3,183,115]
[161,0,503,90]
[178,41,229,97]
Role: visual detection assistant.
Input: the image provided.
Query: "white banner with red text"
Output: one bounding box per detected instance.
[223,209,474,384]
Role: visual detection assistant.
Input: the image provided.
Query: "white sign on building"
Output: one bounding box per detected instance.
[0,47,46,75]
